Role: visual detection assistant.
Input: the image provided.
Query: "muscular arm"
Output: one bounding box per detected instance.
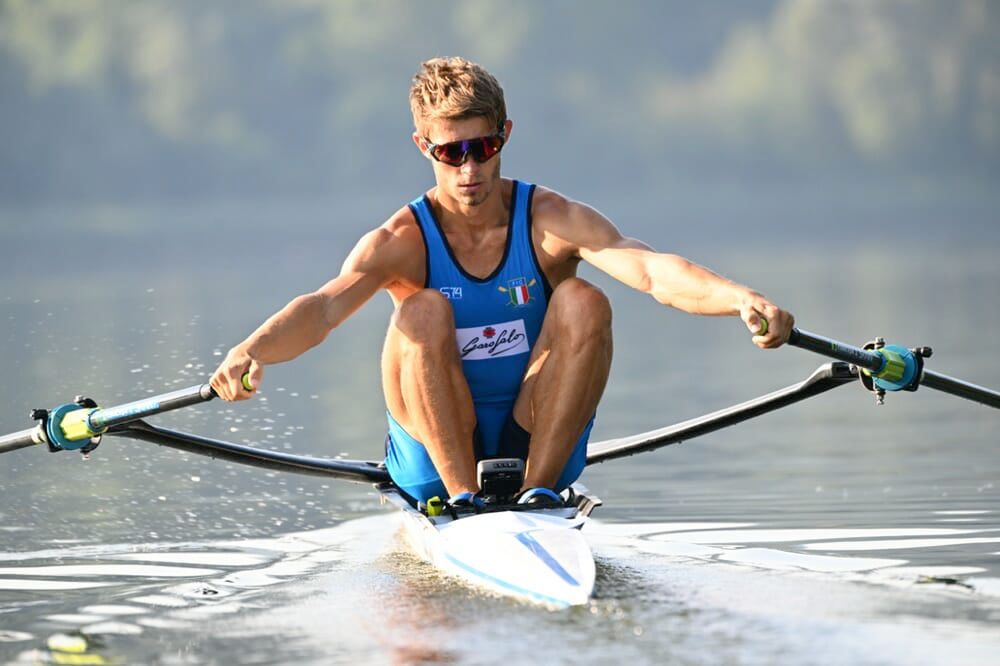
[583,231,749,316]
[211,215,420,400]
[536,192,793,347]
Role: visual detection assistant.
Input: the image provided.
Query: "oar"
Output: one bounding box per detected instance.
[0,383,218,455]
[0,375,389,483]
[589,326,999,464]
[787,328,1000,408]
[0,374,254,455]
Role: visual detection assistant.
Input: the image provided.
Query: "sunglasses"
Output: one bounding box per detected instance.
[422,128,506,167]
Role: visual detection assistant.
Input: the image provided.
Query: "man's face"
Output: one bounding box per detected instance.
[413,116,511,211]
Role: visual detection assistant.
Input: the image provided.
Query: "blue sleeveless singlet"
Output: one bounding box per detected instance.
[413,179,549,453]
[384,180,593,501]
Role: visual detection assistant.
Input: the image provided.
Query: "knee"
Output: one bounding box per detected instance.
[391,289,455,345]
[550,278,612,332]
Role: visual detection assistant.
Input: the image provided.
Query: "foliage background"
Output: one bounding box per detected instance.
[2,0,996,212]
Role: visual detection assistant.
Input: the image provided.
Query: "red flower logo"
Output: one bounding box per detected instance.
[483,327,496,338]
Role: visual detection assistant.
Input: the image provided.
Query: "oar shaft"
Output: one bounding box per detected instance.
[787,329,884,373]
[1,375,258,455]
[87,384,215,431]
[0,383,218,454]
[0,427,43,454]
[789,327,1000,409]
[921,369,1000,409]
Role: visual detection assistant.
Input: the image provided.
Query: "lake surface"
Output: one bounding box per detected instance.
[1,198,998,664]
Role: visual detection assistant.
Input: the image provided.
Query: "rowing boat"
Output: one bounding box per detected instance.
[381,482,601,608]
[1,328,998,607]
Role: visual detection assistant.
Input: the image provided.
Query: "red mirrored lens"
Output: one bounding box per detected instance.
[429,135,504,166]
[433,142,469,166]
[476,136,503,161]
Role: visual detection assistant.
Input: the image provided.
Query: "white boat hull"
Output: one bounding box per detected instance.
[383,485,600,608]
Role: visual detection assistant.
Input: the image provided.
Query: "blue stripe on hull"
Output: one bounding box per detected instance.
[515,532,579,586]
[443,552,583,608]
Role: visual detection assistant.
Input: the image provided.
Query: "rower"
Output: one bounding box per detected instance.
[209,57,794,506]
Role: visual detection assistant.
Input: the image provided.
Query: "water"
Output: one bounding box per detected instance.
[1,200,998,664]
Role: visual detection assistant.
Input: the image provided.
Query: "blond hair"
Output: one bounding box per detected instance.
[409,57,507,134]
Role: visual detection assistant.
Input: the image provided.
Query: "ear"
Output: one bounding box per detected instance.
[412,132,428,156]
[502,118,513,142]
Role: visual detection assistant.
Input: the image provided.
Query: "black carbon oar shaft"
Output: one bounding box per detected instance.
[787,329,884,372]
[921,370,1000,409]
[789,327,1000,409]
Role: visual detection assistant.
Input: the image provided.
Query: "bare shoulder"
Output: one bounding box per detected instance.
[342,205,425,288]
[374,205,424,252]
[531,185,624,257]
[531,185,570,214]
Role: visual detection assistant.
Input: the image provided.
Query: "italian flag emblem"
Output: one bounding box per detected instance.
[499,277,536,306]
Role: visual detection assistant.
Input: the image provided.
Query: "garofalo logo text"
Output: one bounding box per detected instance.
[455,319,530,360]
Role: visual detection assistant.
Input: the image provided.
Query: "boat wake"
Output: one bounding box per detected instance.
[0,514,396,663]
[586,518,1000,597]
[2,512,999,665]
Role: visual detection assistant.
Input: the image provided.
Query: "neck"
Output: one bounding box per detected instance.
[434,179,510,232]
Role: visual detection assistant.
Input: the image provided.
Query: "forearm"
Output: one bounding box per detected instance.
[644,253,756,315]
[237,292,335,364]
[560,197,791,346]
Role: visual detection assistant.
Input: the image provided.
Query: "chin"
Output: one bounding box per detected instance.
[455,188,489,207]
[461,194,487,207]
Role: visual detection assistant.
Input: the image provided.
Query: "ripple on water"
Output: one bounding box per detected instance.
[587,520,1000,597]
[2,511,999,666]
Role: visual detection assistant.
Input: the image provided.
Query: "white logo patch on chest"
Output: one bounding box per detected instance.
[456,319,530,360]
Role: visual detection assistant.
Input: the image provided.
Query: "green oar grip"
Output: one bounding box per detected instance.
[867,347,906,383]
[59,407,102,440]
